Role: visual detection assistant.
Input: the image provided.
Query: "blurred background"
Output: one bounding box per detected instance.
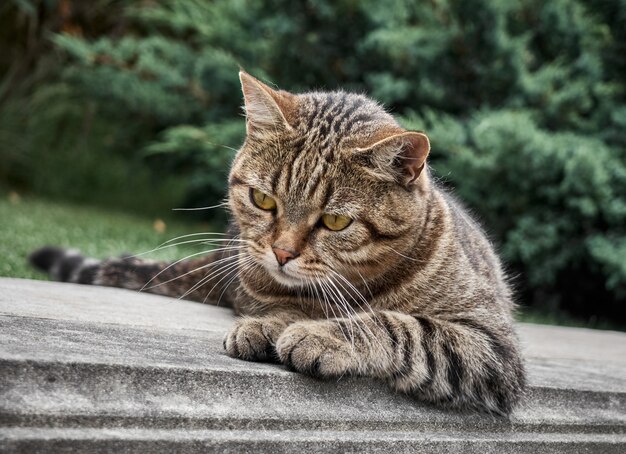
[0,0,624,330]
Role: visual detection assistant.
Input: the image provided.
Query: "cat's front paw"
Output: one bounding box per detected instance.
[275,321,357,378]
[223,317,286,362]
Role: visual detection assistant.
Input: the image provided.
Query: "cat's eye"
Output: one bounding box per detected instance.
[321,213,352,231]
[251,188,277,210]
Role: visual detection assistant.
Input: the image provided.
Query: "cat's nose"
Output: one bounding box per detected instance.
[272,246,300,266]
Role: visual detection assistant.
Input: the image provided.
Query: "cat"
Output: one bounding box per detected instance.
[30,71,526,415]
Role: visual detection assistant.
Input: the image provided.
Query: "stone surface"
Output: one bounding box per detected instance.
[1,277,625,453]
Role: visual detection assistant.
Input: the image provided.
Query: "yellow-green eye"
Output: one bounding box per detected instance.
[251,188,277,210]
[321,213,352,231]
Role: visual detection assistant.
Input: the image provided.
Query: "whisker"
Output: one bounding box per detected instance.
[303,276,317,315]
[385,245,423,263]
[139,249,217,291]
[328,274,368,352]
[328,270,369,307]
[202,256,256,303]
[199,240,251,247]
[306,276,329,322]
[142,251,245,291]
[329,272,381,335]
[133,232,242,257]
[172,202,229,211]
[216,259,259,306]
[312,273,342,323]
[328,271,387,354]
[323,276,357,351]
[200,140,239,153]
[316,278,349,344]
[160,232,232,246]
[131,239,245,259]
[181,256,249,300]
[356,269,374,300]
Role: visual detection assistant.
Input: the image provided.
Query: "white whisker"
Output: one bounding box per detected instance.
[172,202,229,211]
[323,276,357,351]
[312,273,345,341]
[385,246,423,262]
[202,256,256,302]
[328,270,387,354]
[181,255,249,300]
[159,232,232,246]
[216,259,259,306]
[142,251,245,291]
[131,239,245,258]
[139,249,217,291]
[356,269,374,300]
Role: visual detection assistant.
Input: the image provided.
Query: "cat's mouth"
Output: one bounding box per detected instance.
[257,251,309,288]
[269,267,305,287]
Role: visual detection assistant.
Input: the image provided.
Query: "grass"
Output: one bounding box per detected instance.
[0,192,222,280]
[516,307,623,331]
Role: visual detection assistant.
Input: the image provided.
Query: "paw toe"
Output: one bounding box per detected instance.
[276,325,355,378]
[224,319,280,362]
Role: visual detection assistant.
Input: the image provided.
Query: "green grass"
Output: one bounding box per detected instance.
[516,307,624,331]
[0,193,221,280]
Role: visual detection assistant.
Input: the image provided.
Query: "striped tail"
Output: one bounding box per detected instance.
[28,246,239,306]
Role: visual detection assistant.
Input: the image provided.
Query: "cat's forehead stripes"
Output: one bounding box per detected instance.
[271,91,396,202]
[297,92,394,153]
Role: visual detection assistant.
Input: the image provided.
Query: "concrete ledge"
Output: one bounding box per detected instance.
[4,428,626,453]
[1,278,625,452]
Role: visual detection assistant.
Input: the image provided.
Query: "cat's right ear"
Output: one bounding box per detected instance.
[239,71,296,137]
[355,131,430,188]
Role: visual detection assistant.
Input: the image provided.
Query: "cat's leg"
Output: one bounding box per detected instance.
[275,311,525,415]
[28,246,240,304]
[223,311,307,362]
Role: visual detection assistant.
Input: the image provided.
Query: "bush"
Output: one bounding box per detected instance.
[404,110,626,323]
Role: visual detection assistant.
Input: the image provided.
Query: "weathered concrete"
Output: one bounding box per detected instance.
[1,277,625,452]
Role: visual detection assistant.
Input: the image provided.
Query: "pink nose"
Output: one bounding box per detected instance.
[272,247,299,266]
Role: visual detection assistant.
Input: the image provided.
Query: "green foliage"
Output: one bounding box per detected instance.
[404,110,626,321]
[0,78,188,215]
[144,120,244,222]
[1,0,625,325]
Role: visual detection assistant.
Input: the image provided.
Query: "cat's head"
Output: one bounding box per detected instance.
[228,71,430,289]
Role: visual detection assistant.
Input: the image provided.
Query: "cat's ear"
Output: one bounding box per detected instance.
[239,71,295,137]
[356,131,430,187]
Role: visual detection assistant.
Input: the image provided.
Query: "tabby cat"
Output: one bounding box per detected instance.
[30,71,526,415]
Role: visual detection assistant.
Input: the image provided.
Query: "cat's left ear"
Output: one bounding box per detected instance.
[356,131,430,187]
[239,71,296,137]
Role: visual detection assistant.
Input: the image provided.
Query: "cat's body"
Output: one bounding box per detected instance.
[30,72,525,415]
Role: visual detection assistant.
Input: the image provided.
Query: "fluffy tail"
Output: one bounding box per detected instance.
[29,247,101,284]
[28,246,239,305]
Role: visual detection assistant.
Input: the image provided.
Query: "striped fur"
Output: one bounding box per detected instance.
[30,71,526,415]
